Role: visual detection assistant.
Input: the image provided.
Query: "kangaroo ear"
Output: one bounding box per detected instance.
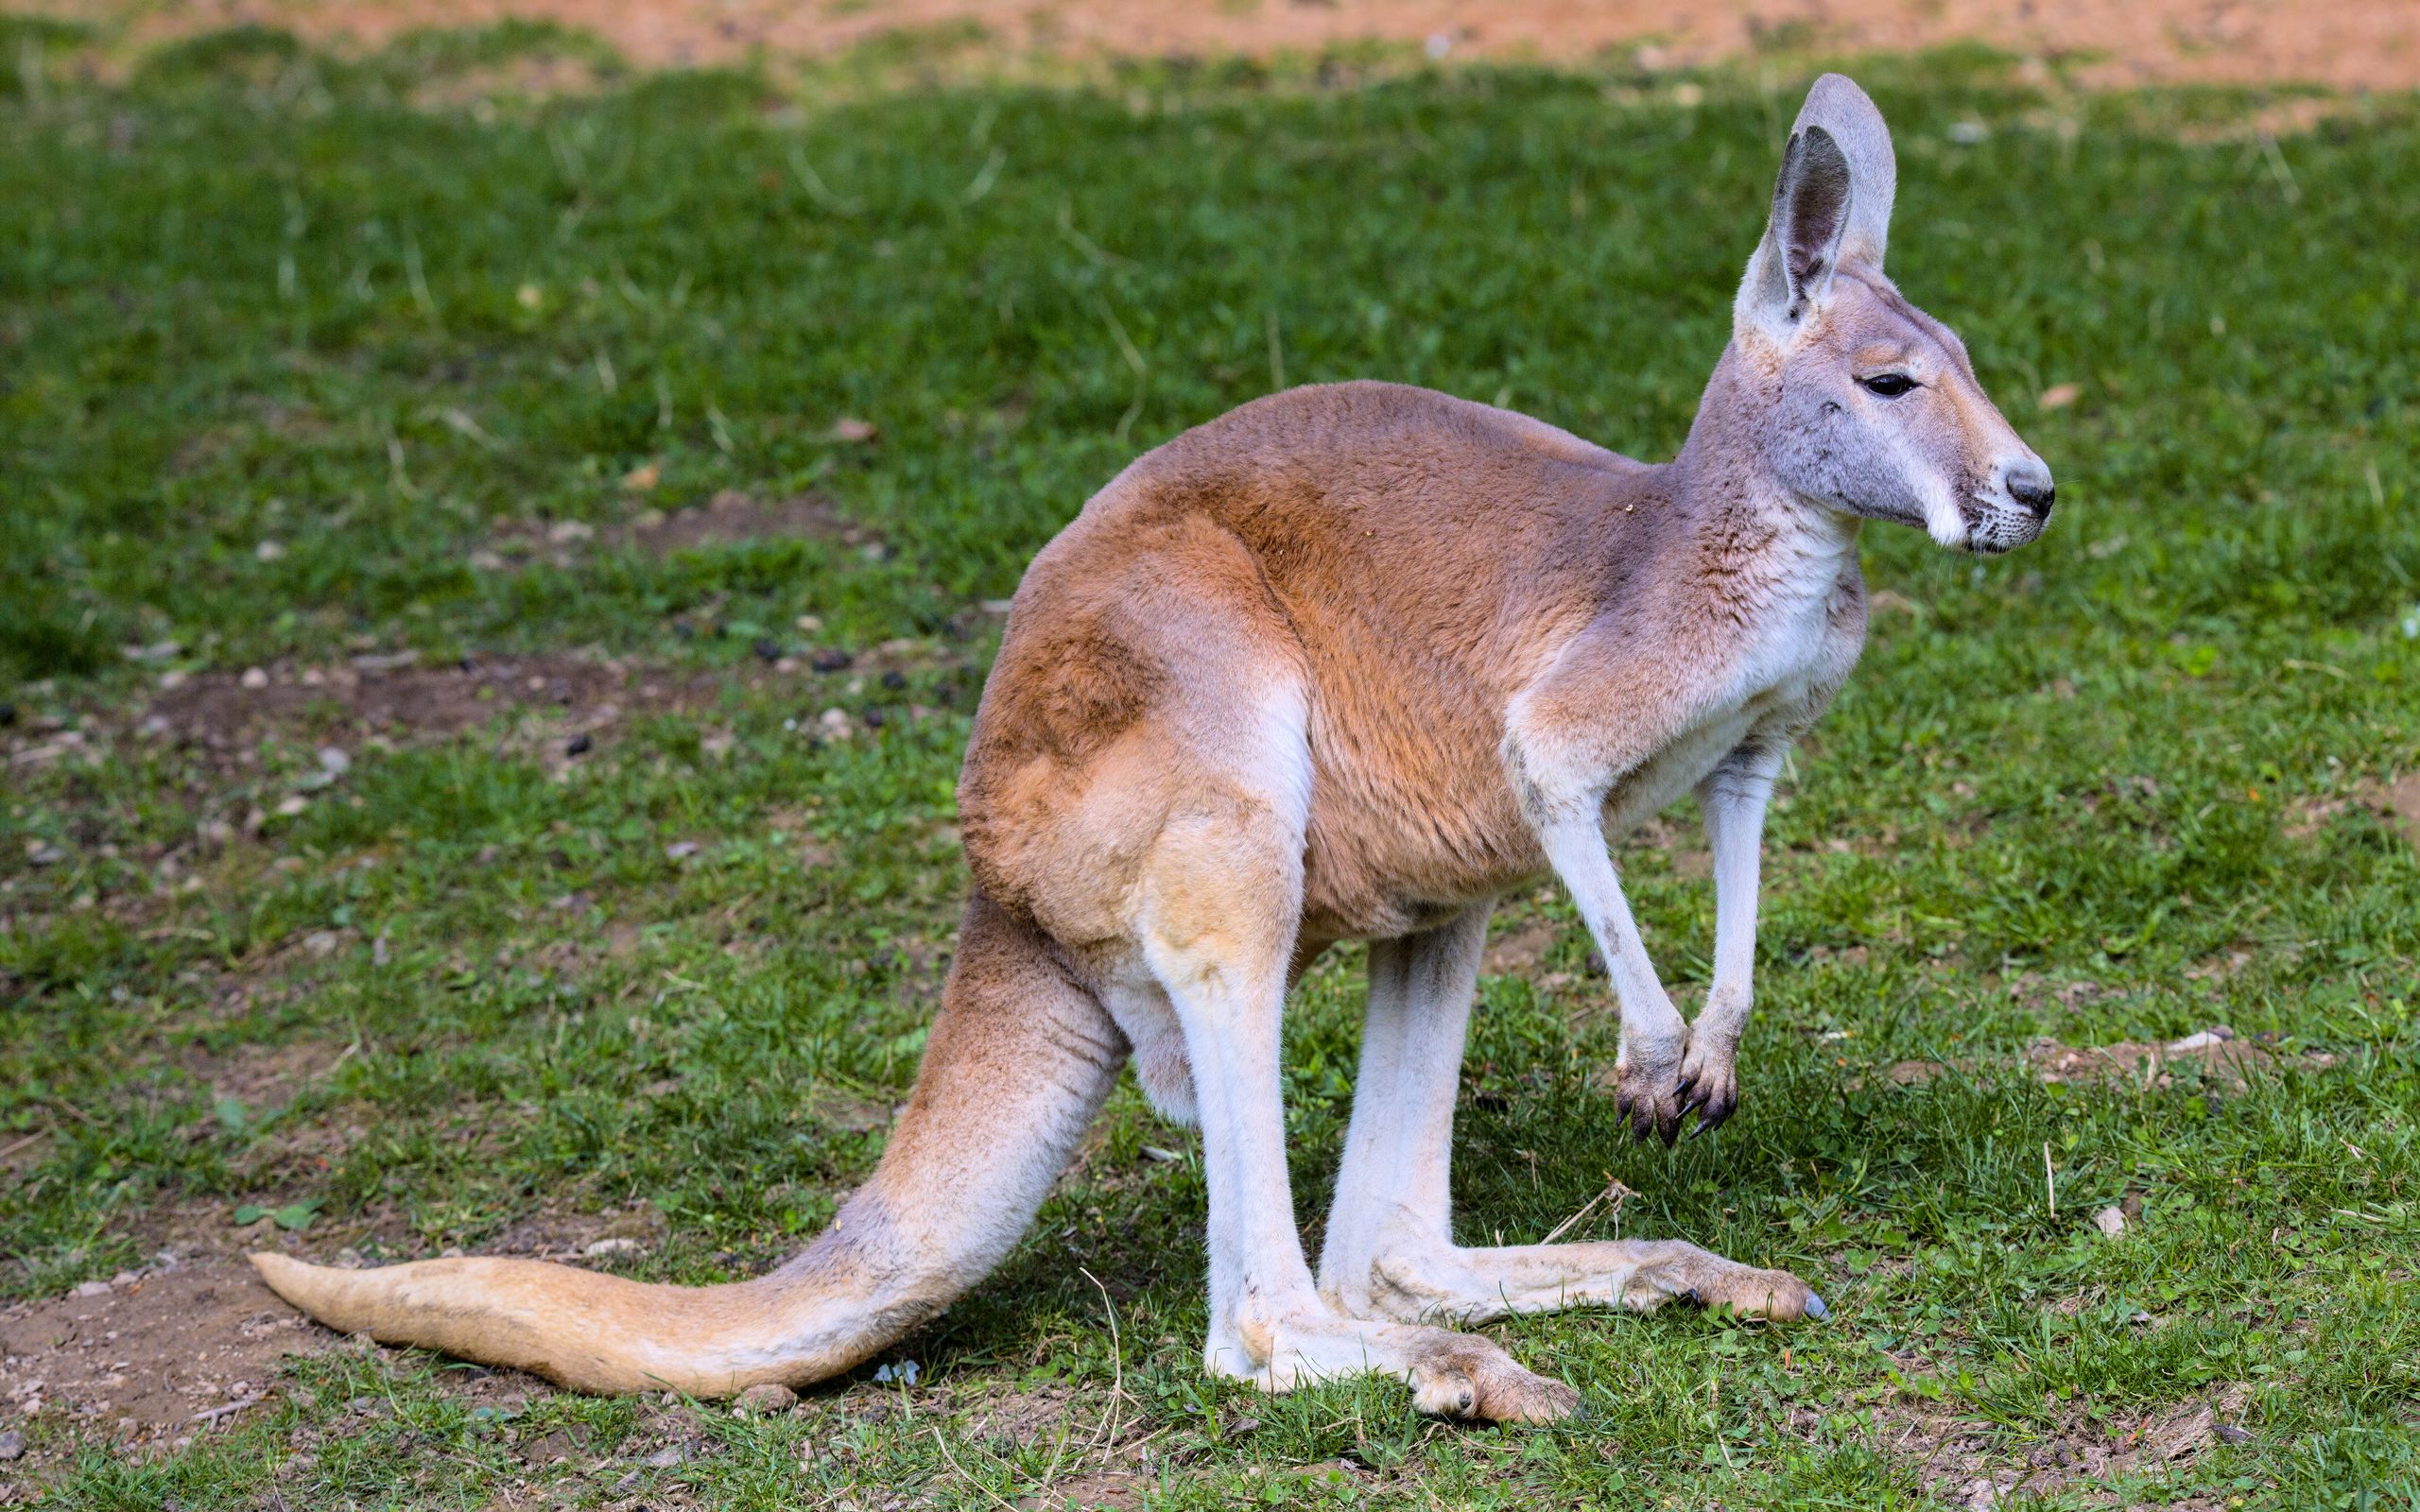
[1790,73,1894,266]
[1735,75,1895,338]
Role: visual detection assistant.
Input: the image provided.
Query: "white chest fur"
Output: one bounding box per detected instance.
[1602,529,1853,836]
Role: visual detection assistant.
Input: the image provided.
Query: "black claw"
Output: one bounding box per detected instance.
[1688,1112,1717,1139]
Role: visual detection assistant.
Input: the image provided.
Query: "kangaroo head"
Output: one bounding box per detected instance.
[1731,75,2054,554]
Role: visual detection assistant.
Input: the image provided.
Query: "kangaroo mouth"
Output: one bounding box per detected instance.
[1961,495,2048,555]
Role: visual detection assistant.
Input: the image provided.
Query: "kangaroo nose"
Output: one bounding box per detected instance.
[2005,460,2055,519]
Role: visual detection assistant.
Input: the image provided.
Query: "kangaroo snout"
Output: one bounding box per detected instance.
[2002,457,2056,520]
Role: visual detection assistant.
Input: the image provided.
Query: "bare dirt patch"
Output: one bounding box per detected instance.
[0,1263,319,1448]
[482,1199,670,1261]
[2388,773,2420,851]
[1481,918,1561,976]
[1846,1384,2255,1507]
[477,489,880,573]
[180,1037,354,1111]
[1019,1468,1150,1510]
[2282,774,2420,848]
[145,651,707,758]
[626,490,873,558]
[962,1384,1081,1449]
[28,0,2420,91]
[1874,1026,2338,1095]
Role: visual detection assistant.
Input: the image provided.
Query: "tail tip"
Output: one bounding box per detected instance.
[250,1249,316,1303]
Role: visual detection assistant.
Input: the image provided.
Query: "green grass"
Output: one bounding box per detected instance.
[4,18,2418,1508]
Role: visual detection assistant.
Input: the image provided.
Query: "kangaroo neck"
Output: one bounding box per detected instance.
[1662,341,1862,571]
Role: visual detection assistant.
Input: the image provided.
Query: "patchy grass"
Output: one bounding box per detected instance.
[3,20,2418,1509]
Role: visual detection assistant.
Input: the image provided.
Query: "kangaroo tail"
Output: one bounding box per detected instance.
[251,892,1126,1396]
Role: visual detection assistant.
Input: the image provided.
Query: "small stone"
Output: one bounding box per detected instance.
[818,708,854,741]
[735,1383,797,1414]
[809,647,853,673]
[255,540,285,562]
[74,1279,112,1297]
[564,732,593,757]
[880,670,907,690]
[794,614,824,634]
[752,638,782,662]
[829,417,876,443]
[26,841,65,867]
[641,1444,685,1469]
[583,1237,645,1258]
[2093,1206,2128,1236]
[665,841,701,861]
[239,666,270,690]
[2215,1422,2254,1445]
[317,746,351,775]
[0,1428,23,1460]
[276,795,310,817]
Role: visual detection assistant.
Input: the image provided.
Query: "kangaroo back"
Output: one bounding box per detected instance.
[252,891,1126,1395]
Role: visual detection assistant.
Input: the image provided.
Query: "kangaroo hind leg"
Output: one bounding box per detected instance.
[1133,713,1577,1423]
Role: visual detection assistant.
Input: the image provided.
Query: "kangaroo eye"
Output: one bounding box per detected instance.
[1860,373,1918,398]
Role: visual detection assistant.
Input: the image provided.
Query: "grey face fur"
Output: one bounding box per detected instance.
[1734,77,2055,555]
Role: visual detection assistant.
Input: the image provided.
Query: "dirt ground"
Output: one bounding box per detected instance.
[25,0,2420,90]
[0,1263,316,1442]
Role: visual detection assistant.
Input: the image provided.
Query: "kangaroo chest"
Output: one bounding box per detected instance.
[1599,552,1858,837]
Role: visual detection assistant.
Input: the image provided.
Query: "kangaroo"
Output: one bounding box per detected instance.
[253,75,2053,1422]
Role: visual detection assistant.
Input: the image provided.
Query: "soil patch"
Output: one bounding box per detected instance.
[482,1200,669,1262]
[1481,919,1560,976]
[625,490,871,558]
[145,651,709,757]
[1850,1384,2254,1506]
[1874,1027,2337,1095]
[27,0,2420,90]
[0,1263,320,1446]
[180,1037,354,1111]
[2283,775,2420,849]
[479,490,878,572]
[1020,1469,1150,1510]
[962,1384,1081,1449]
